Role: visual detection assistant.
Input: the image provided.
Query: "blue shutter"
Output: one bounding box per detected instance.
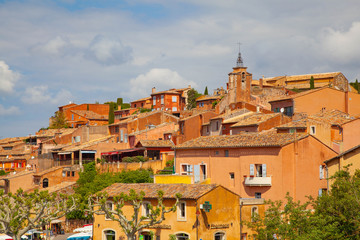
[250,164,255,176]
[194,165,200,183]
[120,129,123,142]
[318,188,323,197]
[262,164,267,177]
[319,165,324,179]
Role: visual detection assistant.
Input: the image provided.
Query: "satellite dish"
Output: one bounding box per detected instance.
[280,108,284,113]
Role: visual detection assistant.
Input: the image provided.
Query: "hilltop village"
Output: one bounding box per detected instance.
[1,52,360,240]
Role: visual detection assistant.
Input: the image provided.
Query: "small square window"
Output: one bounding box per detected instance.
[71,171,75,177]
[255,192,261,199]
[230,172,235,179]
[225,150,229,157]
[310,126,316,135]
[215,151,219,155]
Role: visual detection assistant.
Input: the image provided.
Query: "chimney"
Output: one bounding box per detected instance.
[152,87,156,94]
[260,76,264,89]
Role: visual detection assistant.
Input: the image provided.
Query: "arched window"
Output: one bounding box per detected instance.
[251,206,259,222]
[104,230,115,240]
[42,178,49,188]
[139,231,152,240]
[176,233,189,240]
[215,232,226,240]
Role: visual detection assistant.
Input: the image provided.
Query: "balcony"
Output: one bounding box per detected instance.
[244,176,272,187]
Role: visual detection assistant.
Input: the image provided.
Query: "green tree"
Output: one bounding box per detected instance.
[0,189,76,240]
[91,189,181,240]
[108,102,115,124]
[186,88,202,110]
[204,86,209,95]
[49,111,69,129]
[350,79,360,94]
[310,76,315,89]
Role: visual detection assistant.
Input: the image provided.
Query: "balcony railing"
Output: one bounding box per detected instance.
[244,176,272,187]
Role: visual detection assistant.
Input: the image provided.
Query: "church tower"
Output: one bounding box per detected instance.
[227,49,252,104]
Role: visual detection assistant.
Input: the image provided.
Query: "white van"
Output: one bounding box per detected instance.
[0,234,13,240]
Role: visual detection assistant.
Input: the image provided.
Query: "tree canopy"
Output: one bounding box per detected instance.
[186,88,202,110]
[0,189,76,240]
[91,189,181,240]
[49,111,69,129]
[247,167,360,240]
[204,86,209,95]
[310,76,315,89]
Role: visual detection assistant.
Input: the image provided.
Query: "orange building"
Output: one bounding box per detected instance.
[178,111,218,144]
[93,183,242,240]
[276,118,307,133]
[263,72,349,91]
[269,87,360,117]
[196,95,222,110]
[130,97,152,109]
[174,131,337,203]
[114,108,137,122]
[230,113,291,134]
[307,109,360,153]
[56,103,111,128]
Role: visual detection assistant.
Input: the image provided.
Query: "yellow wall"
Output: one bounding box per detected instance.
[154,175,193,184]
[93,186,241,240]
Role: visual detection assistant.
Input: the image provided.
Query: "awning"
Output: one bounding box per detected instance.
[50,220,63,224]
[101,148,145,156]
[67,232,92,240]
[101,151,119,156]
[58,152,72,155]
[80,150,96,154]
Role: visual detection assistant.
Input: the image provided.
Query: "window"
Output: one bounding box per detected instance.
[142,202,151,218]
[172,96,177,102]
[105,202,113,220]
[310,126,316,135]
[250,164,267,177]
[104,230,115,240]
[319,165,325,179]
[161,95,164,104]
[251,207,259,222]
[67,171,70,177]
[115,126,119,133]
[206,126,209,133]
[181,164,192,175]
[255,192,261,199]
[153,96,156,105]
[120,129,124,142]
[289,128,296,133]
[172,107,178,111]
[42,178,49,188]
[124,134,128,143]
[134,104,137,108]
[71,171,75,177]
[215,232,225,240]
[72,114,74,120]
[230,172,235,179]
[215,151,219,155]
[176,233,189,240]
[225,150,229,157]
[177,201,186,220]
[216,121,219,131]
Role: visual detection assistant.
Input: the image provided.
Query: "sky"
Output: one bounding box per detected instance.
[1,0,360,138]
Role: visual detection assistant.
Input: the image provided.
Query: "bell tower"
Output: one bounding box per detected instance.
[228,46,252,104]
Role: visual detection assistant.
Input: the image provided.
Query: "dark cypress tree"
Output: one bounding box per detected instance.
[204,86,209,95]
[108,102,115,124]
[310,76,315,89]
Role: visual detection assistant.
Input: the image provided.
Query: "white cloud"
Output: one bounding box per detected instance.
[0,104,20,116]
[126,68,197,100]
[85,35,133,65]
[30,36,70,56]
[320,22,360,63]
[0,61,20,94]
[21,86,72,105]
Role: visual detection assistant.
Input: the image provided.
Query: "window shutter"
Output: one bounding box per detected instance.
[120,129,124,142]
[250,164,255,176]
[262,164,267,177]
[318,188,323,197]
[319,165,324,179]
[189,165,193,173]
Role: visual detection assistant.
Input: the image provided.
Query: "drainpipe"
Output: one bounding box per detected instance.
[240,199,243,240]
[170,139,176,174]
[345,91,349,114]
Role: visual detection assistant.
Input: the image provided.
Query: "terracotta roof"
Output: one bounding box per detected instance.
[103,183,218,199]
[0,170,35,179]
[71,110,108,120]
[210,108,251,120]
[0,149,30,156]
[222,112,255,124]
[33,166,65,177]
[251,80,273,87]
[268,86,330,102]
[137,140,174,148]
[0,137,27,145]
[195,95,221,102]
[128,122,175,136]
[131,97,151,103]
[308,109,357,126]
[59,136,113,152]
[230,113,281,128]
[36,128,76,137]
[325,143,360,163]
[276,118,307,129]
[151,90,181,95]
[114,108,136,113]
[175,132,308,149]
[264,72,342,83]
[45,181,77,194]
